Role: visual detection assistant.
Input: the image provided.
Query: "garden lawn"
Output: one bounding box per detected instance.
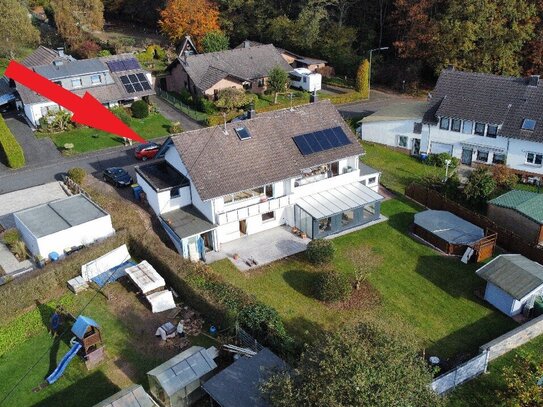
[361,141,446,194]
[446,334,543,406]
[39,112,172,154]
[212,198,515,360]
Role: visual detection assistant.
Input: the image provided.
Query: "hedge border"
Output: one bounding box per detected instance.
[0,115,25,168]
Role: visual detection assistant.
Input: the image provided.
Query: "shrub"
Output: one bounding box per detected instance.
[463,167,497,207]
[0,116,25,168]
[11,240,27,259]
[426,152,459,169]
[492,164,518,190]
[67,167,87,184]
[97,49,111,57]
[38,110,74,133]
[355,59,369,97]
[131,100,149,118]
[306,239,335,264]
[1,229,20,247]
[111,106,131,125]
[238,303,293,350]
[178,89,192,105]
[314,269,351,302]
[195,97,216,114]
[169,121,182,133]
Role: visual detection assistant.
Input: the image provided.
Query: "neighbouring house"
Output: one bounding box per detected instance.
[13,194,115,259]
[476,254,543,317]
[12,46,155,127]
[488,190,543,245]
[202,348,288,407]
[136,100,383,262]
[236,40,327,72]
[164,39,292,99]
[359,68,543,177]
[147,346,218,407]
[93,385,158,407]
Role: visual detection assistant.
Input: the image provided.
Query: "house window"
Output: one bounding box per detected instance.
[487,125,498,138]
[265,184,273,198]
[474,122,486,136]
[90,74,101,85]
[54,80,62,87]
[363,203,375,218]
[462,120,473,134]
[170,187,180,198]
[476,150,489,162]
[526,152,543,166]
[262,211,275,222]
[258,78,265,87]
[71,78,82,88]
[397,135,408,148]
[492,153,506,164]
[224,184,273,204]
[439,117,450,130]
[341,210,355,227]
[522,119,537,131]
[451,118,461,132]
[318,217,332,232]
[368,177,376,185]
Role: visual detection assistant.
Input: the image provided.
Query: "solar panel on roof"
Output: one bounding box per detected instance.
[141,82,152,90]
[107,60,124,72]
[122,58,140,70]
[234,127,251,140]
[119,74,151,94]
[136,73,146,81]
[125,84,135,93]
[293,126,352,156]
[133,83,143,92]
[120,76,130,85]
[128,74,138,82]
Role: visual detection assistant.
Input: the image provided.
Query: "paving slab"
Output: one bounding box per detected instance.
[0,242,32,274]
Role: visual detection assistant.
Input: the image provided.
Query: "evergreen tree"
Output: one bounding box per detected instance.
[356,59,370,98]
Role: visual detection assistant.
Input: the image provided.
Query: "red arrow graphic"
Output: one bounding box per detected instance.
[5,60,145,143]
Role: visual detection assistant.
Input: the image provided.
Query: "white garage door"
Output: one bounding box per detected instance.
[430,142,453,155]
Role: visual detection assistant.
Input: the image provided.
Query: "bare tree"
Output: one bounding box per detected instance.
[344,245,382,290]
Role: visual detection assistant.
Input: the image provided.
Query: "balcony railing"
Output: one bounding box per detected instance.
[216,195,292,225]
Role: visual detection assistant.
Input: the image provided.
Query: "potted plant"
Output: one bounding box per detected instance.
[233,253,240,260]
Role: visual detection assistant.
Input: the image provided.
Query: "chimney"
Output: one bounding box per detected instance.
[528,75,540,87]
[310,89,318,103]
[244,40,251,48]
[247,103,256,119]
[57,47,65,57]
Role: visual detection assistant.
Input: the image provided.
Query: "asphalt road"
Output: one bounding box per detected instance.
[337,89,413,119]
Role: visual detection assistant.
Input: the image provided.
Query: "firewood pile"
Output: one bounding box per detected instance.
[180,308,204,336]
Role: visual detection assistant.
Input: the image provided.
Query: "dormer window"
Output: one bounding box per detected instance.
[451,118,461,132]
[71,78,82,88]
[439,117,450,130]
[462,121,473,134]
[522,119,536,131]
[91,74,101,85]
[487,125,498,138]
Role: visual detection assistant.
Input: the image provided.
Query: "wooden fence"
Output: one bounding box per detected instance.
[405,183,543,264]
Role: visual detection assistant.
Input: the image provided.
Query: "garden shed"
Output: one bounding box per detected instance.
[413,210,495,261]
[147,346,218,407]
[93,385,158,407]
[202,348,288,407]
[477,254,543,317]
[13,194,114,259]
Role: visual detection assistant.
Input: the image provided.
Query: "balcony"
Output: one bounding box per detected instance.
[216,195,293,225]
[294,164,355,187]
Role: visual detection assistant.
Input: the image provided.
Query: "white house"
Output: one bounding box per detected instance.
[136,100,383,261]
[476,254,543,317]
[14,194,115,259]
[359,68,543,177]
[12,46,155,127]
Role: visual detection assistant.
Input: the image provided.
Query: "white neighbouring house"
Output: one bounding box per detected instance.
[136,100,383,261]
[10,46,155,127]
[359,68,543,177]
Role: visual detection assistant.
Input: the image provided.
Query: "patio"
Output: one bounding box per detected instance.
[206,226,310,271]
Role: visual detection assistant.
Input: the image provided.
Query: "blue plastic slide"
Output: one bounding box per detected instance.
[46,342,82,385]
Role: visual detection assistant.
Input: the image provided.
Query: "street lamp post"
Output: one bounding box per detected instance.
[368,47,389,99]
[445,159,452,180]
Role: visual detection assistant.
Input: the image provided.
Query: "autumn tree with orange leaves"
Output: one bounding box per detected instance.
[159,0,221,48]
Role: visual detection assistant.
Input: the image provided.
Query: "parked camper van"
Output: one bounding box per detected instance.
[289,68,322,92]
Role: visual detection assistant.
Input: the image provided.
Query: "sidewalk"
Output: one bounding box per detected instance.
[0,242,32,275]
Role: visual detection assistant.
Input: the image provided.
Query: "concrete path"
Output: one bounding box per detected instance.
[150,95,203,132]
[0,242,32,275]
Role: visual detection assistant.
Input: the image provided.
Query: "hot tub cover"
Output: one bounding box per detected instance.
[414,210,484,245]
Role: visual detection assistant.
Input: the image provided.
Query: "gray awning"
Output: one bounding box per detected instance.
[296,182,383,219]
[460,142,505,153]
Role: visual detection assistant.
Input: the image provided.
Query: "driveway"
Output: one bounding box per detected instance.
[150,95,203,132]
[337,89,423,120]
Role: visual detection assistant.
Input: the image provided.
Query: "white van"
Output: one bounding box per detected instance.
[289,68,322,92]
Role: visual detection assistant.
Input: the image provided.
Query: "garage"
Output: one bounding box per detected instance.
[430,142,453,155]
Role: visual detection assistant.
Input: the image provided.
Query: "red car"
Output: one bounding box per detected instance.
[135,142,160,161]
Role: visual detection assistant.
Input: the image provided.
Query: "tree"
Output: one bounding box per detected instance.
[214,88,254,111]
[267,66,289,104]
[201,30,229,53]
[262,323,443,407]
[289,0,328,53]
[51,0,104,49]
[355,59,370,97]
[499,354,543,406]
[492,164,518,190]
[463,167,496,207]
[0,0,40,59]
[159,0,220,48]
[344,245,382,290]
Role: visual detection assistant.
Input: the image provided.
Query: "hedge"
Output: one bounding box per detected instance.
[0,115,25,168]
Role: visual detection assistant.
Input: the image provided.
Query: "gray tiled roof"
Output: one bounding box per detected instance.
[21,46,69,67]
[424,69,543,143]
[171,100,364,201]
[181,44,292,92]
[236,41,327,65]
[34,59,108,80]
[477,254,543,300]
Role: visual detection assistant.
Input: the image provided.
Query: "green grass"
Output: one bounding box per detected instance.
[361,141,446,194]
[0,57,8,77]
[0,288,214,407]
[39,113,172,154]
[212,198,515,360]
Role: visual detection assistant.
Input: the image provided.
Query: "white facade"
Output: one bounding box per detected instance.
[484,282,543,317]
[15,213,114,259]
[360,114,543,176]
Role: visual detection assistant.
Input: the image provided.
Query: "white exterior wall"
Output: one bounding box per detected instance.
[25,102,58,127]
[360,119,419,152]
[484,282,543,317]
[216,207,289,244]
[15,214,115,258]
[136,173,191,216]
[506,138,543,175]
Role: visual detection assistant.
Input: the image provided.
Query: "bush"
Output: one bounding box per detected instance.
[38,110,73,133]
[1,229,20,247]
[238,303,293,350]
[0,116,25,168]
[306,239,335,264]
[131,100,149,118]
[314,269,351,302]
[178,89,193,105]
[169,121,182,133]
[492,164,518,190]
[67,167,87,184]
[11,241,27,260]
[196,97,217,114]
[426,152,460,169]
[111,106,131,125]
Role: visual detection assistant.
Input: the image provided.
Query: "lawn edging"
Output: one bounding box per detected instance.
[0,115,25,168]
